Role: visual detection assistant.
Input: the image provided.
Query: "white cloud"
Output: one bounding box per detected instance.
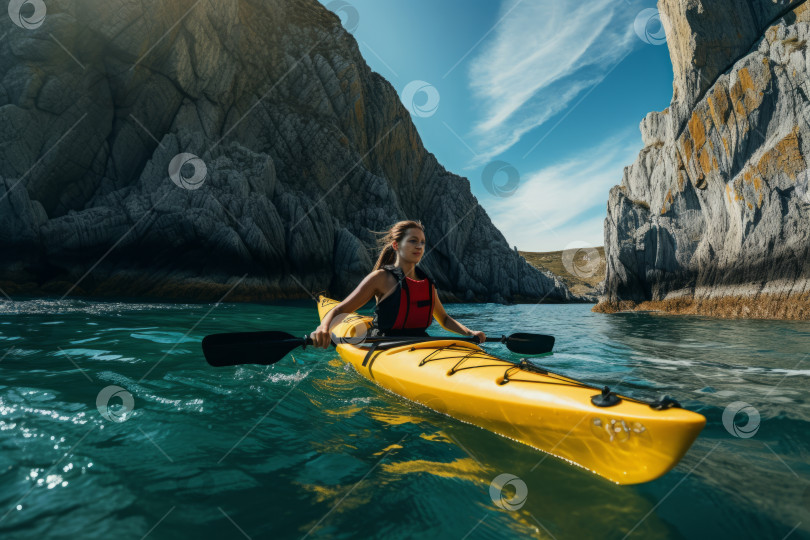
[486,128,641,251]
[467,0,639,163]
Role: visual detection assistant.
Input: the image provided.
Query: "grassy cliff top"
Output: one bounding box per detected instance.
[519,247,605,299]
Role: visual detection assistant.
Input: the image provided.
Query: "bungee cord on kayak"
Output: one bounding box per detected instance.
[363,340,681,411]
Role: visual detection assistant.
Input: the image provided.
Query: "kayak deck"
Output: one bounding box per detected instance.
[317,296,705,484]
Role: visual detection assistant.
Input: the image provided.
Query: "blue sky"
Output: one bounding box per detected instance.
[318,0,674,251]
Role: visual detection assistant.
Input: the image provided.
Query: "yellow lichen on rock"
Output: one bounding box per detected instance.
[756,125,805,182]
[681,134,693,161]
[696,146,715,190]
[688,111,707,149]
[661,189,675,215]
[794,1,810,21]
[707,87,730,129]
[734,66,771,115]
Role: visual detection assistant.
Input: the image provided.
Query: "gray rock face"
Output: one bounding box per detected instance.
[598,0,810,318]
[660,0,804,134]
[0,0,574,303]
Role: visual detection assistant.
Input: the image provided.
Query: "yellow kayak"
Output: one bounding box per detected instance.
[317,296,705,484]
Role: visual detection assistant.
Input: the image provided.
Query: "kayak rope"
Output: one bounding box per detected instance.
[411,343,674,409]
[417,344,508,374]
[349,332,680,410]
[499,365,678,408]
[416,345,596,390]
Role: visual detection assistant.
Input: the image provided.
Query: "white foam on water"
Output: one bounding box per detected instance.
[721,366,810,377]
[54,348,139,363]
[130,331,198,344]
[262,369,311,384]
[634,356,699,367]
[759,368,810,377]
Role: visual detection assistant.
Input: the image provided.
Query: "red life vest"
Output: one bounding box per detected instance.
[372,265,435,335]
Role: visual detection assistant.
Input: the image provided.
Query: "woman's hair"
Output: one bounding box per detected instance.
[372,220,424,271]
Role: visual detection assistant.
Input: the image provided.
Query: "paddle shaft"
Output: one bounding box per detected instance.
[304,334,490,347]
[202,330,553,367]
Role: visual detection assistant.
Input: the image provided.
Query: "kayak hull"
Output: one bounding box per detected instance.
[317,296,705,485]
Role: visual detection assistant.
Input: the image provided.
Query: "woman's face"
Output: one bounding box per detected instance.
[393,228,426,263]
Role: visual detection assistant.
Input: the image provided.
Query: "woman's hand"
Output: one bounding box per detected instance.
[469,330,486,344]
[310,324,332,349]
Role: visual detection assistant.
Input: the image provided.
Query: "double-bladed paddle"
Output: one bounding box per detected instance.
[202,331,554,368]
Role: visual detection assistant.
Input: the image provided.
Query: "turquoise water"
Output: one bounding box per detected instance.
[0,298,809,539]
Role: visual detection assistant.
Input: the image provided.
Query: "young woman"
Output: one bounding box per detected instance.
[310,220,486,348]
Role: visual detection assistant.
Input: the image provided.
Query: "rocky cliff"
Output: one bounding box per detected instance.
[596,0,810,319]
[0,0,573,303]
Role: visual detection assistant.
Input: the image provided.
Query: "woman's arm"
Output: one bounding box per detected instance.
[431,288,486,343]
[310,270,385,348]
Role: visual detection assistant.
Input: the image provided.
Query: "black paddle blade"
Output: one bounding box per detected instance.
[202,331,304,367]
[503,333,555,355]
